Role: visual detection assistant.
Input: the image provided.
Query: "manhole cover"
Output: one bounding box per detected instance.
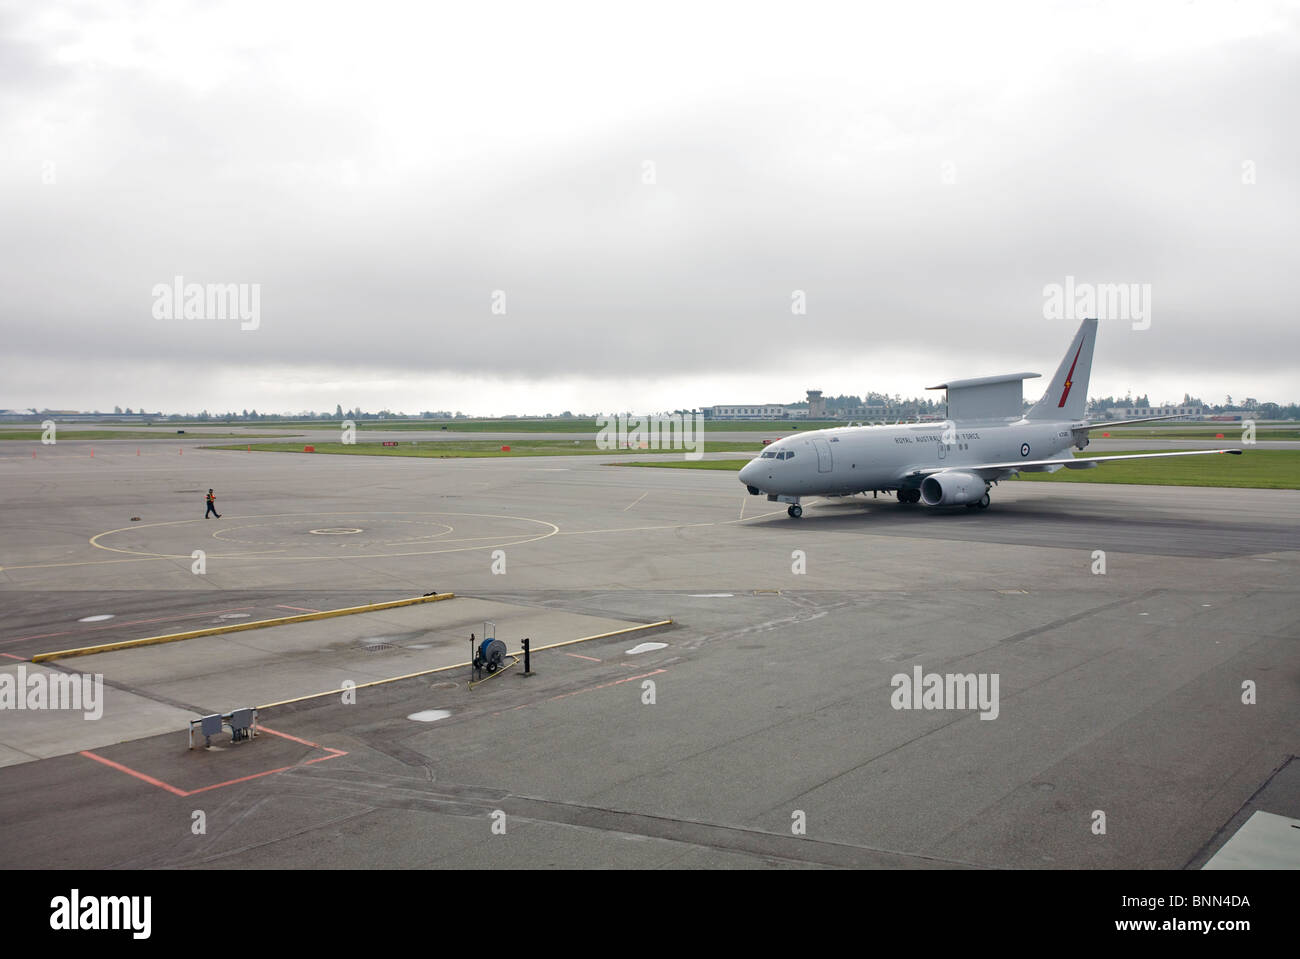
[361,643,394,652]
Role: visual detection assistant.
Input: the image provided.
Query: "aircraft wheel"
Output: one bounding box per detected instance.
[976,493,990,509]
[788,504,802,519]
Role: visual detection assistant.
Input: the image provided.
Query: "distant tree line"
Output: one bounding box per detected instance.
[11,393,1300,422]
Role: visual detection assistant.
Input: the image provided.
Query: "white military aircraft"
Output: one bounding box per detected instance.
[738,317,1242,518]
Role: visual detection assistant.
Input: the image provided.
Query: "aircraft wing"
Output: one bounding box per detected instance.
[909,448,1243,482]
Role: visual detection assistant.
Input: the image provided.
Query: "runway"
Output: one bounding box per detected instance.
[0,439,1296,868]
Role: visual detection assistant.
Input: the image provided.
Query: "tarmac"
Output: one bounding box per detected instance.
[0,435,1296,868]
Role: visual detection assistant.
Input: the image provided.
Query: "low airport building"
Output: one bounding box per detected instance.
[1104,405,1203,421]
[702,404,791,420]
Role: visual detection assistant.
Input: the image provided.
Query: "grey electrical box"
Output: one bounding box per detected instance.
[229,708,255,741]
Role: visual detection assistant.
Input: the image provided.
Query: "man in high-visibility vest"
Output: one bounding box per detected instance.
[205,489,221,519]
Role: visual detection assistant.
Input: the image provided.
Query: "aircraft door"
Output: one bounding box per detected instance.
[812,437,833,473]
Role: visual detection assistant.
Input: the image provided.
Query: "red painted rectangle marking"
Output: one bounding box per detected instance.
[80,725,346,797]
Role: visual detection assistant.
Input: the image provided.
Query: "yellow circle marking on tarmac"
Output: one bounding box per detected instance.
[210,517,456,548]
[3,505,784,574]
[86,511,559,562]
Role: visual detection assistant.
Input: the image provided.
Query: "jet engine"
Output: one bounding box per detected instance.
[920,470,987,506]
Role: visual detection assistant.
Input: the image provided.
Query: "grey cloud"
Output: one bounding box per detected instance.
[2,9,1298,410]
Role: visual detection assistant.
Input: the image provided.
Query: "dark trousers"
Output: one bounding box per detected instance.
[205,502,220,517]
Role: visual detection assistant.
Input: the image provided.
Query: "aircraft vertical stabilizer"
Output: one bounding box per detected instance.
[1026,317,1097,421]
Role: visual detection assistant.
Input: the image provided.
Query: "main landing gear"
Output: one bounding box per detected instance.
[896,489,921,504]
[965,492,991,509]
[787,504,803,519]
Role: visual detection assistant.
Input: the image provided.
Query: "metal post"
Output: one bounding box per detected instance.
[523,637,531,675]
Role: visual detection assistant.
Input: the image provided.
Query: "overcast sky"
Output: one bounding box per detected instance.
[2,0,1297,416]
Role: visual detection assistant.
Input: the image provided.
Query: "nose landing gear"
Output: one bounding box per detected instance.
[787,504,802,519]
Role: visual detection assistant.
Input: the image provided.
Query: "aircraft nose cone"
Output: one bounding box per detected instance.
[738,460,758,485]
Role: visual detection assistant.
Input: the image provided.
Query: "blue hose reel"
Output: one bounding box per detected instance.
[475,637,508,673]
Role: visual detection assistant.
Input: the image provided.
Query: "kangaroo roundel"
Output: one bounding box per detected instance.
[1021,443,1031,457]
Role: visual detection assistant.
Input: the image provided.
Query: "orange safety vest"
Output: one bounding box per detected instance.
[206,492,215,503]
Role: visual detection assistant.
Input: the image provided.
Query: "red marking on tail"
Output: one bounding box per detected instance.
[1057,342,1084,408]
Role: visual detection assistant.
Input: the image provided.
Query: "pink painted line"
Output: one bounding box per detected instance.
[564,652,601,662]
[2,605,259,647]
[82,606,259,633]
[0,630,70,646]
[493,668,666,717]
[182,765,296,795]
[259,725,330,749]
[183,750,349,795]
[0,652,26,660]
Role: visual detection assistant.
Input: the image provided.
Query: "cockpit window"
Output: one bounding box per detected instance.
[761,450,776,458]
[780,451,794,460]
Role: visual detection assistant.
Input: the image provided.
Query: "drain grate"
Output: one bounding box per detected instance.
[361,643,395,652]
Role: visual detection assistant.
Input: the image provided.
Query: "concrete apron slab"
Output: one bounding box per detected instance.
[0,661,194,768]
[34,597,647,730]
